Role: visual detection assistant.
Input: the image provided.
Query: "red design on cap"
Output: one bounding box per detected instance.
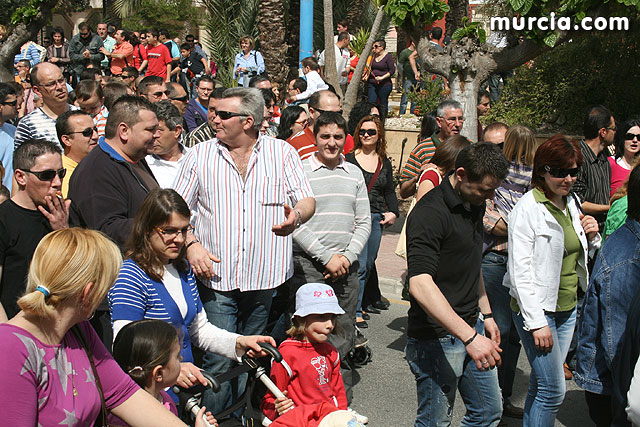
[314,291,322,297]
[326,290,334,297]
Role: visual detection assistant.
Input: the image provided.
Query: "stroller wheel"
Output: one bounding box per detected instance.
[352,345,372,366]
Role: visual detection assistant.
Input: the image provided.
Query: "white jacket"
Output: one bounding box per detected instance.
[503,190,601,331]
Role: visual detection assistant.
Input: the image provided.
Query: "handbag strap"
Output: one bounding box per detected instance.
[367,159,383,193]
[71,324,109,427]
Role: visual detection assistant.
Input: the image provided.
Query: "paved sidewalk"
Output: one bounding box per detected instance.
[375,231,407,297]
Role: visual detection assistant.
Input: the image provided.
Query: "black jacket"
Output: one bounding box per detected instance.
[69,137,157,248]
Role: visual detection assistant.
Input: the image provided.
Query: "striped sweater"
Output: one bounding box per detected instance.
[292,154,371,265]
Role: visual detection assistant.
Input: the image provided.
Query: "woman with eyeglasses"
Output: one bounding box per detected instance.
[346,116,399,328]
[109,189,275,389]
[609,118,640,197]
[276,106,308,141]
[503,135,601,426]
[366,40,395,118]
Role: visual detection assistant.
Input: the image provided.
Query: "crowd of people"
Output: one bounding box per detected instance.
[1,18,640,427]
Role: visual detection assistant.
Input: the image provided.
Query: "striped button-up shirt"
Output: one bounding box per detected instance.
[173,134,314,292]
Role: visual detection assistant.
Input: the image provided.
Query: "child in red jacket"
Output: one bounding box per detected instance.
[261,283,352,422]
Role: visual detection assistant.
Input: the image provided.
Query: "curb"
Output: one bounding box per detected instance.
[379,276,405,298]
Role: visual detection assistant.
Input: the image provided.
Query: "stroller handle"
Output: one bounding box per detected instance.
[172,369,222,395]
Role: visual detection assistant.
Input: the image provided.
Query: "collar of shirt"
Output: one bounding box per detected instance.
[580,139,607,164]
[441,172,484,215]
[309,152,348,172]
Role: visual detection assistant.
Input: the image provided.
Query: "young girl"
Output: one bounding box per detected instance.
[261,283,366,425]
[110,319,218,427]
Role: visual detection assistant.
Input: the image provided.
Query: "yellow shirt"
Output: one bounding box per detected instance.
[61,155,78,198]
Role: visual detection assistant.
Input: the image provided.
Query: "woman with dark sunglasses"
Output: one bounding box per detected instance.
[346,116,399,328]
[609,118,640,197]
[109,189,275,390]
[503,135,601,426]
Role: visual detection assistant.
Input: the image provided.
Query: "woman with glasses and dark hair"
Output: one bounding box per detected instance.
[346,116,399,328]
[366,40,395,118]
[276,105,308,141]
[109,188,275,389]
[503,135,601,426]
[609,118,640,197]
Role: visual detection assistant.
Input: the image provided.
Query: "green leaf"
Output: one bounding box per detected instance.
[543,32,558,47]
[510,0,526,12]
[452,27,465,40]
[478,28,487,44]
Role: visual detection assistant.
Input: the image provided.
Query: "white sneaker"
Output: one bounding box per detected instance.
[347,408,369,424]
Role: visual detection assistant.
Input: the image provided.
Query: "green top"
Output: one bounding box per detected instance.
[511,188,582,313]
[398,48,416,81]
[604,195,628,239]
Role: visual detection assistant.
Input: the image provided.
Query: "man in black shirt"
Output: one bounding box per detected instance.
[406,143,509,426]
[0,139,69,321]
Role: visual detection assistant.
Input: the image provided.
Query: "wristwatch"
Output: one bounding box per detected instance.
[293,208,302,229]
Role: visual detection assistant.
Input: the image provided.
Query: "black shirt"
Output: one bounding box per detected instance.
[406,173,484,339]
[345,153,400,217]
[181,50,205,75]
[0,200,51,318]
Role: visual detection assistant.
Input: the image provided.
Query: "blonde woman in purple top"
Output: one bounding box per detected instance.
[0,228,209,426]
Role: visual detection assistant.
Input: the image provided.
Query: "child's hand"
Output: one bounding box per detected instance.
[195,406,218,427]
[274,391,294,416]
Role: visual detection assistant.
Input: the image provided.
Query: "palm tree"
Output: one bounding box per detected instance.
[257,0,288,87]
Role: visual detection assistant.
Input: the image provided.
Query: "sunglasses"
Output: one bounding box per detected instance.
[150,90,171,98]
[1,100,17,107]
[215,110,248,120]
[69,126,98,137]
[544,165,580,178]
[22,168,67,181]
[625,133,640,141]
[359,129,378,137]
[170,95,189,102]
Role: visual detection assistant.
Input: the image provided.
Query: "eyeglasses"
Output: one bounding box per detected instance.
[69,126,98,137]
[625,133,640,141]
[1,100,17,107]
[170,95,189,102]
[359,129,378,137]
[155,225,194,239]
[295,119,308,126]
[215,110,248,120]
[41,77,67,90]
[372,45,380,49]
[442,116,465,124]
[21,168,67,181]
[150,90,171,98]
[544,165,580,178]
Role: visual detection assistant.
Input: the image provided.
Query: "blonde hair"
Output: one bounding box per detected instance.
[17,228,122,318]
[503,125,539,166]
[286,314,339,341]
[239,35,254,50]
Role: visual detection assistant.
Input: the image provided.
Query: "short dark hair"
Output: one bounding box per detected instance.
[56,110,92,142]
[337,19,348,28]
[249,75,271,88]
[105,95,156,139]
[137,75,165,96]
[118,30,130,42]
[313,111,347,137]
[147,29,160,38]
[430,135,470,173]
[121,66,138,78]
[277,105,305,140]
[75,79,103,102]
[375,39,386,49]
[78,22,90,32]
[50,27,65,40]
[185,34,195,42]
[430,27,443,40]
[532,135,583,193]
[180,42,191,51]
[14,139,62,171]
[260,88,276,107]
[583,105,613,139]
[477,90,490,104]
[196,75,214,88]
[80,68,102,82]
[103,81,129,111]
[0,82,16,104]
[154,100,182,130]
[627,164,640,221]
[337,32,350,42]
[292,77,307,93]
[455,142,509,183]
[301,56,319,71]
[159,29,170,39]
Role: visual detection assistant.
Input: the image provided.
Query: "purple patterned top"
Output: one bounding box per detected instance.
[0,321,139,426]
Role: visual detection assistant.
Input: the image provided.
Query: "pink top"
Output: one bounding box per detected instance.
[609,156,631,197]
[0,321,139,426]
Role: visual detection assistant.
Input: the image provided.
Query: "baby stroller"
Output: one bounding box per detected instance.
[173,343,365,427]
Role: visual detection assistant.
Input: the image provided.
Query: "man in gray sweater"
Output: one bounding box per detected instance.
[290,111,371,404]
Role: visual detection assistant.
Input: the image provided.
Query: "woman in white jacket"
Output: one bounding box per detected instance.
[503,135,601,426]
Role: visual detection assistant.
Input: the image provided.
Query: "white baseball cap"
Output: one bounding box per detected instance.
[293,283,345,318]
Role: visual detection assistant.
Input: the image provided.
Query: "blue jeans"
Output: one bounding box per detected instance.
[399,78,421,115]
[513,308,577,427]
[367,83,393,117]
[481,251,520,401]
[198,286,274,416]
[405,319,503,427]
[356,213,383,317]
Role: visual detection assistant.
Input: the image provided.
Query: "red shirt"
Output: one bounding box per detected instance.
[132,43,147,69]
[146,43,171,78]
[287,127,354,159]
[110,41,134,75]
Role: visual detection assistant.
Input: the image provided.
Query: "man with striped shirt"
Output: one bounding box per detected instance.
[290,111,371,403]
[173,87,315,417]
[14,63,77,149]
[398,99,465,199]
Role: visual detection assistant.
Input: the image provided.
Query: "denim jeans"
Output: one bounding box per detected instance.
[356,213,383,318]
[513,307,577,427]
[367,83,393,117]
[405,319,503,427]
[399,78,420,115]
[481,251,521,401]
[198,286,274,416]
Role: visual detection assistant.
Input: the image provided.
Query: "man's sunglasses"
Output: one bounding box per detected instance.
[625,133,640,141]
[69,127,98,137]
[359,129,378,137]
[544,165,580,178]
[151,90,171,98]
[215,110,248,120]
[22,168,67,181]
[1,100,17,107]
[170,95,189,102]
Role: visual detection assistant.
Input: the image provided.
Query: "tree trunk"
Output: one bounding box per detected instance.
[345,0,367,32]
[257,0,288,88]
[285,0,301,82]
[0,0,60,82]
[444,0,469,37]
[449,72,481,142]
[322,0,340,91]
[342,6,385,119]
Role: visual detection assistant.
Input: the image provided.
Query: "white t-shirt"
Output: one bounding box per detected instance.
[319,45,350,85]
